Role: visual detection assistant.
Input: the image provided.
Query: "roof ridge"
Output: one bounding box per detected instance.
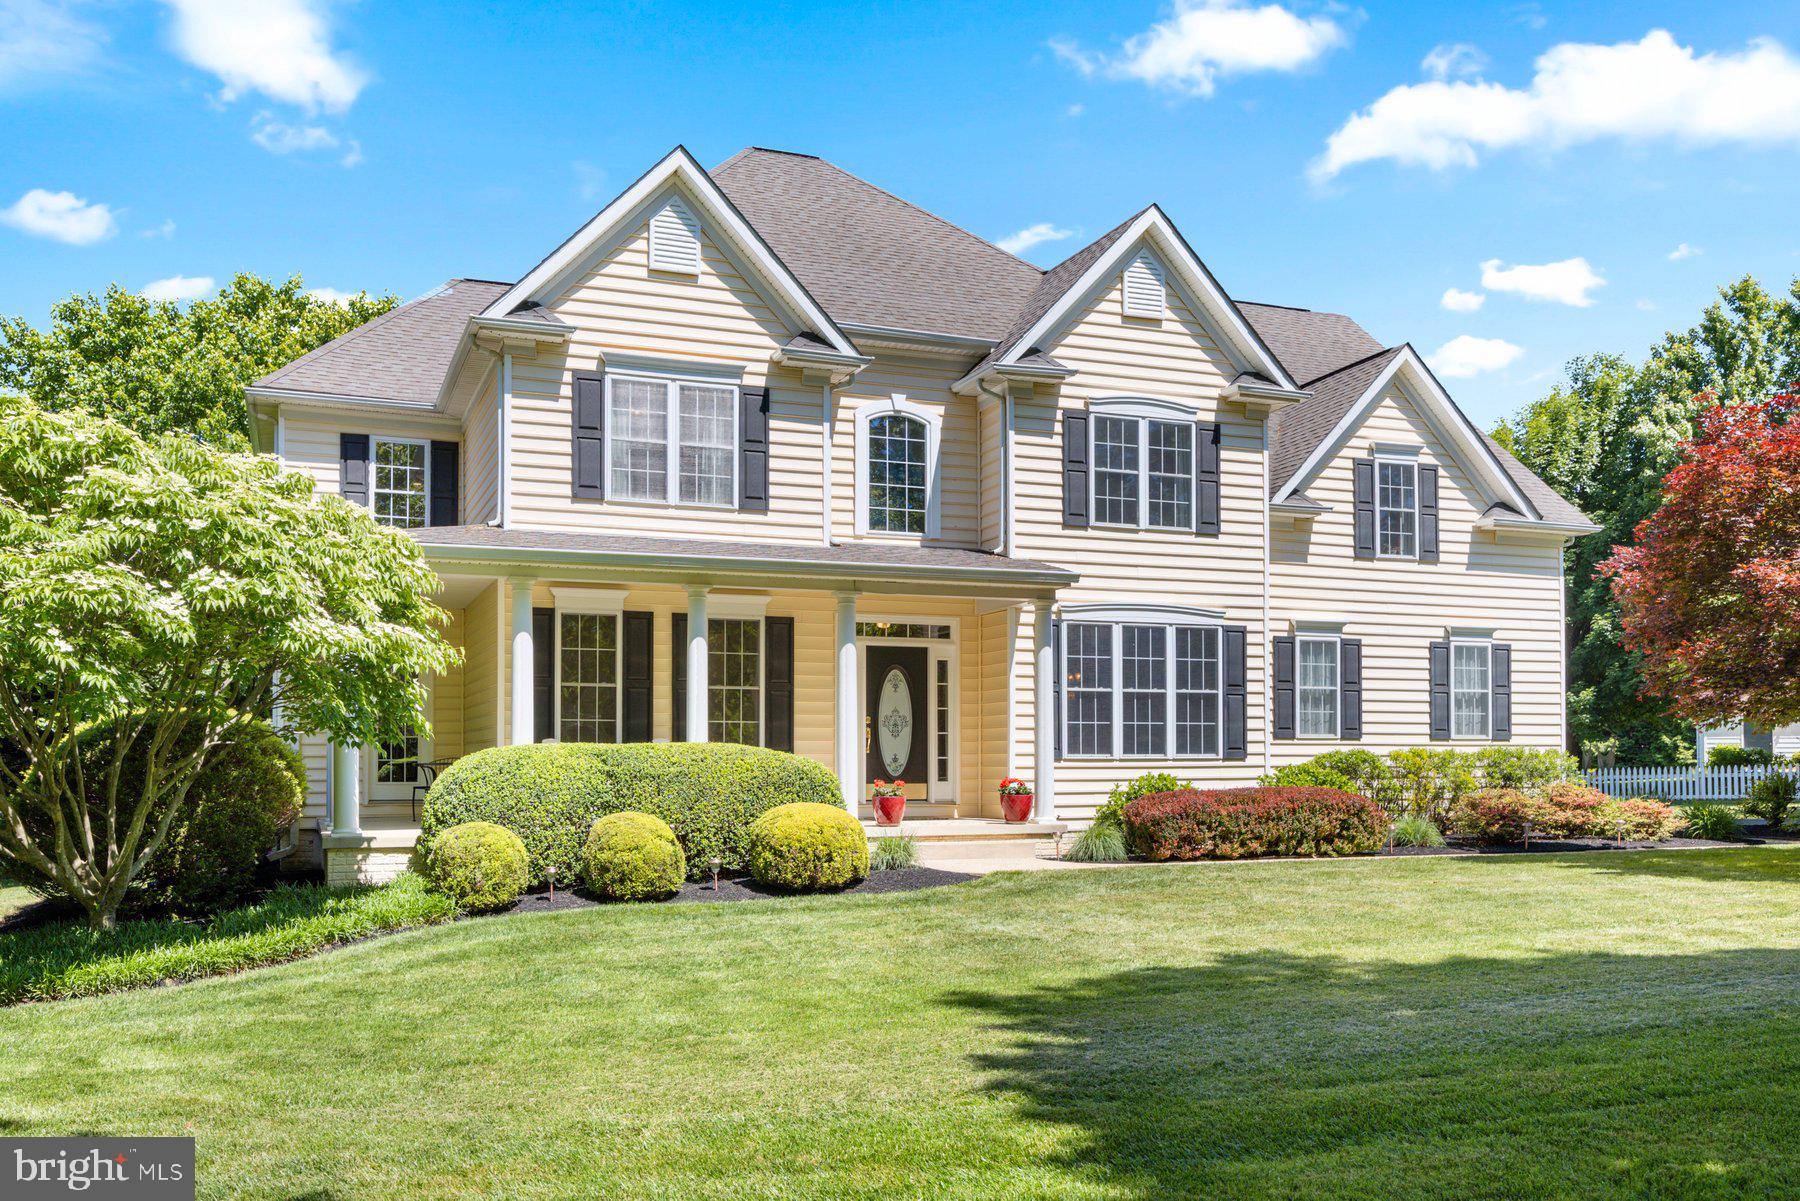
[258,279,471,387]
[1297,344,1400,389]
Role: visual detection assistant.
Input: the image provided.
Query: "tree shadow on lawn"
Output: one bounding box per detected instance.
[1516,845,1800,886]
[946,946,1800,1199]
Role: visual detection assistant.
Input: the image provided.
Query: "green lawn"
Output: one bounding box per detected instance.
[0,884,33,919]
[4,848,1799,1200]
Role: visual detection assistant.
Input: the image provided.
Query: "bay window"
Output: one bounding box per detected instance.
[606,374,737,507]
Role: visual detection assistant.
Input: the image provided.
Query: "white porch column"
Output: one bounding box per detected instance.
[330,741,361,835]
[1033,601,1057,822]
[510,577,535,746]
[685,585,710,742]
[834,591,859,811]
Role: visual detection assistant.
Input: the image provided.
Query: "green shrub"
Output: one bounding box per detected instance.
[1122,788,1386,860]
[1742,774,1797,830]
[581,812,685,901]
[1388,748,1477,820]
[1390,815,1445,847]
[1709,745,1776,768]
[1684,802,1742,841]
[1095,772,1186,830]
[420,742,843,885]
[1062,822,1129,863]
[1309,749,1394,801]
[1600,797,1687,840]
[421,822,529,912]
[869,836,918,872]
[1473,745,1577,792]
[1449,783,1628,843]
[745,803,869,891]
[1259,761,1356,792]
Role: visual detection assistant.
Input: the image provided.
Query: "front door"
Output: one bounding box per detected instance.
[866,646,929,792]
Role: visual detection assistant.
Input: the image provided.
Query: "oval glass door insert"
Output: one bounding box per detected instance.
[878,666,913,777]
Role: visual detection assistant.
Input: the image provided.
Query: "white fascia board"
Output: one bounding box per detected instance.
[479,146,859,358]
[469,314,572,342]
[1270,348,1538,519]
[1478,514,1601,537]
[245,385,448,417]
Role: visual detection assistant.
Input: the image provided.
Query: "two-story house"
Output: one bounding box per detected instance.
[247,146,1596,882]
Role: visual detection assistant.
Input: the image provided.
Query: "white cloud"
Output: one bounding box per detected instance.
[1314,30,1800,180]
[1480,256,1604,306]
[1422,42,1486,81]
[251,112,338,154]
[142,275,215,302]
[1441,287,1486,312]
[142,218,177,240]
[1429,335,1525,378]
[572,161,606,202]
[1052,0,1347,98]
[997,222,1075,255]
[339,138,362,167]
[306,286,359,305]
[0,0,107,89]
[0,188,116,244]
[1066,102,1085,117]
[163,0,366,113]
[1668,241,1702,260]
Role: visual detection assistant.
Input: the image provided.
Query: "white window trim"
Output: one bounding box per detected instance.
[1087,398,1200,533]
[1448,637,1494,741]
[368,677,433,800]
[1373,453,1420,561]
[1060,607,1224,762]
[552,598,625,744]
[705,614,767,746]
[1294,632,1341,741]
[603,370,740,510]
[369,435,431,529]
[853,395,942,539]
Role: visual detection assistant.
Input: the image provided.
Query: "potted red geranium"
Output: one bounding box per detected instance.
[870,779,907,827]
[999,777,1034,824]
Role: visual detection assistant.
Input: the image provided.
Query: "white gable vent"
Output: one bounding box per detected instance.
[648,197,702,275]
[1121,249,1166,319]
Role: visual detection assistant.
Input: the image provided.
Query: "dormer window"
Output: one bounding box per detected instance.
[648,197,702,275]
[1121,249,1166,319]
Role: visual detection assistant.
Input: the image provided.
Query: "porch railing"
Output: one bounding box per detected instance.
[1582,764,1794,802]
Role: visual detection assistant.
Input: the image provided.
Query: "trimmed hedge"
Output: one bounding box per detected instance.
[746,802,869,891]
[583,812,685,901]
[421,822,529,912]
[1448,787,1686,844]
[420,742,842,885]
[1123,787,1386,860]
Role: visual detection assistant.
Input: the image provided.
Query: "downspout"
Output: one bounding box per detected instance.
[1262,416,1273,773]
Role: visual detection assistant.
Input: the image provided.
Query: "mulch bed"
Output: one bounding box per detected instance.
[503,866,975,914]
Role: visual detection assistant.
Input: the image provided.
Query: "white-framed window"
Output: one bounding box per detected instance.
[1376,457,1418,558]
[708,617,762,745]
[375,728,421,784]
[553,588,627,744]
[1296,635,1340,739]
[1089,400,1197,531]
[1063,607,1223,759]
[855,397,942,537]
[1450,640,1492,739]
[371,437,429,529]
[605,373,737,508]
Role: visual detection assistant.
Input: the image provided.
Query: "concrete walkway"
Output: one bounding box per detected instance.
[912,837,1096,873]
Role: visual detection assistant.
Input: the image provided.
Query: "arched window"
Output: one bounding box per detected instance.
[856,398,941,537]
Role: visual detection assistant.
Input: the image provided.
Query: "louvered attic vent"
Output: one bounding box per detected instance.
[1121,249,1166,319]
[648,197,702,275]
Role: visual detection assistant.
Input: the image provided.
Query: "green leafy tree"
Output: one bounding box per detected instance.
[0,396,458,928]
[1495,276,1800,763]
[0,273,395,449]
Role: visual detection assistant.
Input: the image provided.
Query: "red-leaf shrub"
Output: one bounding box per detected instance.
[1449,786,1685,843]
[1121,787,1386,860]
[1531,782,1612,838]
[1447,788,1536,842]
[1607,797,1687,840]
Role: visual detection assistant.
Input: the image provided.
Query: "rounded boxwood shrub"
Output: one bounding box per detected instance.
[583,812,685,901]
[746,802,869,891]
[422,821,529,912]
[419,742,842,886]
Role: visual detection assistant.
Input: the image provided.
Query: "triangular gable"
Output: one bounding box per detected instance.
[956,206,1298,392]
[481,146,859,357]
[1271,345,1538,519]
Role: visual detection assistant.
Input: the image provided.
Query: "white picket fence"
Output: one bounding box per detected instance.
[1582,764,1794,801]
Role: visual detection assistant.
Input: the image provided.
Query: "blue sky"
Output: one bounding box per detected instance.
[5,1,1800,428]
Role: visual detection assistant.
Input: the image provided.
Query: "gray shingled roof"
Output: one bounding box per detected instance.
[1236,302,1386,387]
[1483,435,1591,526]
[711,149,1042,341]
[1267,347,1403,493]
[252,279,508,405]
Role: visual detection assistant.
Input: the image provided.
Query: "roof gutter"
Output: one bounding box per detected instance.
[245,385,447,415]
[1476,514,1602,537]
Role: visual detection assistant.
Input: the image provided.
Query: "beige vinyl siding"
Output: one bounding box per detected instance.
[1270,386,1566,755]
[1015,269,1271,821]
[978,399,1004,552]
[462,581,502,753]
[461,373,500,525]
[277,411,462,506]
[431,609,467,761]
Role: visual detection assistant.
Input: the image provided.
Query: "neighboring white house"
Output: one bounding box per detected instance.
[244,146,1597,882]
[1697,722,1800,762]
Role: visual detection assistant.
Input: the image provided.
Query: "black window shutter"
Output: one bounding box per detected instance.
[622,611,654,742]
[765,616,794,751]
[671,613,687,741]
[1491,643,1512,742]
[1271,636,1296,740]
[1223,625,1248,760]
[1062,409,1090,527]
[429,440,459,526]
[1353,459,1375,559]
[1418,464,1440,561]
[738,386,770,512]
[1429,640,1451,741]
[571,370,606,500]
[1194,420,1221,535]
[532,607,555,744]
[1051,617,1063,761]
[339,433,370,506]
[1340,638,1363,741]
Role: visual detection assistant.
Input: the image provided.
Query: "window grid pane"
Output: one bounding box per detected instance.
[1093,416,1140,526]
[376,727,420,782]
[867,413,928,533]
[1175,626,1220,757]
[371,439,427,529]
[708,618,760,745]
[1065,623,1114,756]
[677,383,735,505]
[935,658,950,784]
[609,379,669,501]
[1377,461,1417,557]
[1297,638,1339,738]
[1121,625,1167,756]
[1451,643,1490,738]
[558,613,619,743]
[1146,420,1193,529]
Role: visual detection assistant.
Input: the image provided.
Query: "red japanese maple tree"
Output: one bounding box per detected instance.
[1602,389,1800,727]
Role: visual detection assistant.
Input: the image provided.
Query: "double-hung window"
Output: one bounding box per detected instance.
[606,374,737,507]
[1091,405,1196,531]
[371,438,428,529]
[1376,458,1418,557]
[1064,616,1222,758]
[558,612,620,743]
[1450,641,1492,739]
[1296,636,1340,739]
[708,618,762,745]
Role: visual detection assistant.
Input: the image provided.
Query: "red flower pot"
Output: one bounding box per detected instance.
[872,793,906,826]
[1001,792,1034,823]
